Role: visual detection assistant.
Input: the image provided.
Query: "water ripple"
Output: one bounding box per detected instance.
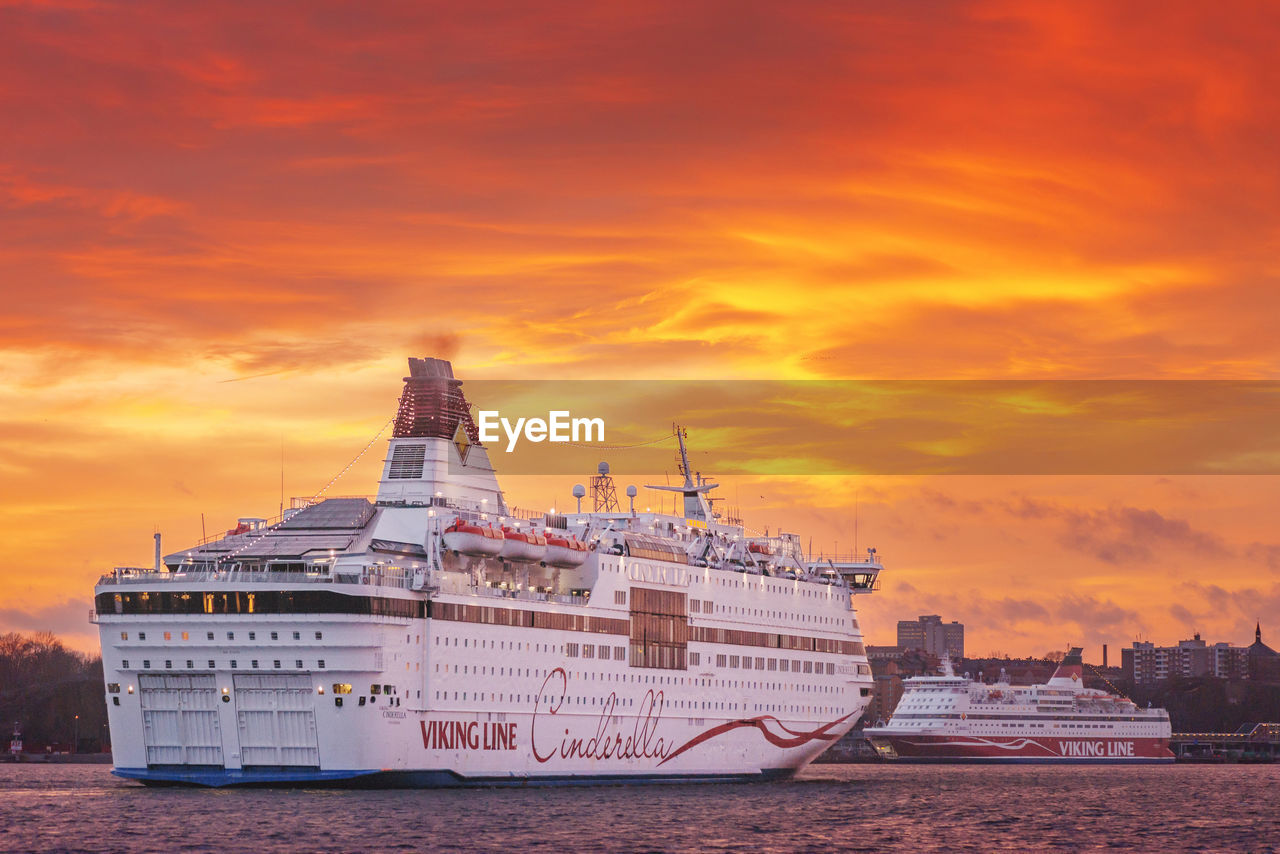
[0,764,1276,853]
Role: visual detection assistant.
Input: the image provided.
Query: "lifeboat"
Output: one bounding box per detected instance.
[544,533,588,568]
[747,542,773,556]
[499,527,547,563]
[442,519,503,557]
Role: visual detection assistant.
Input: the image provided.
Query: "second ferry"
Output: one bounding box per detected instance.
[865,648,1174,763]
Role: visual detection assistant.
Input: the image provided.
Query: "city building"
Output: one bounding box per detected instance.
[1248,623,1280,683]
[896,614,964,659]
[956,656,1057,686]
[1122,633,1251,685]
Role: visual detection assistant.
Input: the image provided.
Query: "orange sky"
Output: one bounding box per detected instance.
[2,1,1278,656]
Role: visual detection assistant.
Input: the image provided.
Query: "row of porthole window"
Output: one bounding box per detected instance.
[120,630,324,642]
[712,654,835,675]
[691,595,841,627]
[119,658,326,670]
[434,665,847,701]
[433,688,848,718]
[432,655,840,696]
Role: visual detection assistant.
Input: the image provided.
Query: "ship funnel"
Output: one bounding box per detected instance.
[374,357,506,511]
[1049,647,1085,685]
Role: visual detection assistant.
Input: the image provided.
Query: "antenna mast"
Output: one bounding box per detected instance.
[675,424,693,488]
[591,462,619,513]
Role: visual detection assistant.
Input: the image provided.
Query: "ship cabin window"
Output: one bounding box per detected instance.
[120,632,128,641]
[270,632,278,640]
[689,652,701,666]
[230,660,237,669]
[315,631,323,640]
[208,660,215,668]
[371,685,382,695]
[206,632,214,640]
[186,660,193,669]
[249,632,256,641]
[332,683,353,694]
[293,631,301,640]
[181,632,189,641]
[384,685,393,695]
[615,646,626,661]
[251,660,259,669]
[164,632,171,641]
[107,683,120,693]
[295,659,303,669]
[273,660,281,669]
[318,660,326,669]
[227,632,234,640]
[138,632,146,641]
[164,660,172,669]
[779,660,789,672]
[122,659,130,668]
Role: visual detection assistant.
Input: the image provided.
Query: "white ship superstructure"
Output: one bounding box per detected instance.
[94,358,881,786]
[865,649,1173,763]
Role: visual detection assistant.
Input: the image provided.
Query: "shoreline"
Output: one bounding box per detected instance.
[1,753,113,765]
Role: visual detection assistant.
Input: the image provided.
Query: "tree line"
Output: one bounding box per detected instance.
[0,631,108,752]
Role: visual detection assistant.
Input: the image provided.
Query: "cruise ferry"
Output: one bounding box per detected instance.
[93,358,882,786]
[864,649,1173,763]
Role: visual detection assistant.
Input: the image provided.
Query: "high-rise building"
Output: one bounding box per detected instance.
[896,614,964,659]
[1122,633,1250,685]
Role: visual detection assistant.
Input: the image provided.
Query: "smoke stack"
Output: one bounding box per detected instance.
[154,532,162,572]
[1102,644,1108,668]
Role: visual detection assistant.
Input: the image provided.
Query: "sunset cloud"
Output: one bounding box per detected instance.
[1,0,1277,654]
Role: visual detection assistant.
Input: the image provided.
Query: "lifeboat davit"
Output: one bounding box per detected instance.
[442,519,503,557]
[500,527,547,562]
[545,533,588,568]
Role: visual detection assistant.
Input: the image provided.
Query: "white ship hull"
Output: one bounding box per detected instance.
[96,576,871,786]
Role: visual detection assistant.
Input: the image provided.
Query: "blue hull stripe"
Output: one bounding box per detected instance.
[112,766,797,788]
[881,757,1175,765]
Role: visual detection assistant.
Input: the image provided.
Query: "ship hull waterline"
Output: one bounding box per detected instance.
[866,734,1175,764]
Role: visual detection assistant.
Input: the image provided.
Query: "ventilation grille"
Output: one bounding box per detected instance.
[387,444,426,479]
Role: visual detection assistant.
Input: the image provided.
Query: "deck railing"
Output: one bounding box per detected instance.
[98,565,415,590]
[809,553,885,566]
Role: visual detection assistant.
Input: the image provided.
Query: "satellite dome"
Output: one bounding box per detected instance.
[597,462,610,475]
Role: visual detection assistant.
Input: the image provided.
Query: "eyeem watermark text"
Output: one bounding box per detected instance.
[478,410,605,453]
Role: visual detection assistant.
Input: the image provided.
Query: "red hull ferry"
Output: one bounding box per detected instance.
[865,648,1174,764]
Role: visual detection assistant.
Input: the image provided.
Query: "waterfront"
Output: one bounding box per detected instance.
[2,764,1275,853]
